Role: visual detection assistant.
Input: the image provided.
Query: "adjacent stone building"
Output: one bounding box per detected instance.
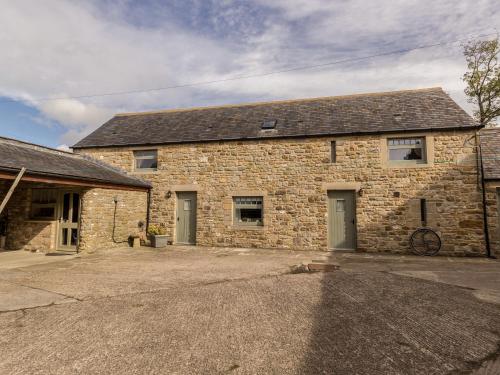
[73,87,488,256]
[0,137,150,253]
[480,128,500,258]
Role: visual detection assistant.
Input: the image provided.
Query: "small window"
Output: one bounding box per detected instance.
[420,198,427,225]
[31,189,58,220]
[388,137,426,163]
[336,199,345,212]
[134,150,158,170]
[261,120,277,130]
[233,196,263,226]
[331,141,336,163]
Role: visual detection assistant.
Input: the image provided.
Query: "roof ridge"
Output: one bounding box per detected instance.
[115,87,443,117]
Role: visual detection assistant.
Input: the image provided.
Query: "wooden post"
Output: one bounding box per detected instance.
[0,167,26,215]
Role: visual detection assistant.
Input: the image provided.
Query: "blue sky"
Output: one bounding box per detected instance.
[0,0,499,149]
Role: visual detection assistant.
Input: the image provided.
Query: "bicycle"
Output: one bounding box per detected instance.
[410,228,442,256]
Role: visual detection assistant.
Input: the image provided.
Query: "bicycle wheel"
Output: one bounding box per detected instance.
[410,228,441,256]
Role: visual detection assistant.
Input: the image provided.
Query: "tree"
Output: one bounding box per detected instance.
[463,37,500,127]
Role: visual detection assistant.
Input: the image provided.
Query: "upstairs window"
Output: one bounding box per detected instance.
[31,189,58,220]
[233,196,263,226]
[388,138,426,163]
[134,150,158,171]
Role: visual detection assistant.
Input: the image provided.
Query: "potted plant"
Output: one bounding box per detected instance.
[147,224,170,248]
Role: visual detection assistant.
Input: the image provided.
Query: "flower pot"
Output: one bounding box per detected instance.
[150,235,170,248]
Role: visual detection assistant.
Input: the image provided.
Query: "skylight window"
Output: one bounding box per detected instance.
[261,120,277,129]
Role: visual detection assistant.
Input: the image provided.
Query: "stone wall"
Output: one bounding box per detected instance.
[77,129,487,256]
[0,181,57,252]
[78,188,148,252]
[485,182,500,257]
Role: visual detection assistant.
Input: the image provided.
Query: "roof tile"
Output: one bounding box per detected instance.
[73,88,477,148]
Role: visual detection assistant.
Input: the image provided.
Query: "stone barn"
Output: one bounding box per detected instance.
[72,87,488,256]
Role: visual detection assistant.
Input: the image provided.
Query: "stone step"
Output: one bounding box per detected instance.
[307,263,340,272]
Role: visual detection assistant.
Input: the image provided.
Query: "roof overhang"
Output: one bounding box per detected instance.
[0,167,150,192]
[72,125,482,150]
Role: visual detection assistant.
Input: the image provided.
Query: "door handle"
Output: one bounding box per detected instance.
[177,217,180,221]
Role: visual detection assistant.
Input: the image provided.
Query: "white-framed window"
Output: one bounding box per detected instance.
[134,150,158,170]
[387,137,426,163]
[233,196,263,226]
[31,189,58,220]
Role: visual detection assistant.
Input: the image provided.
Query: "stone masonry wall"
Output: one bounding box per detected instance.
[77,129,486,256]
[0,181,57,252]
[79,188,148,252]
[485,182,499,257]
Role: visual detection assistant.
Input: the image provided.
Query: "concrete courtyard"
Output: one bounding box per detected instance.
[0,246,499,374]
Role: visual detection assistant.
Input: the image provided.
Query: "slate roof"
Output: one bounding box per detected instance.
[73,87,478,149]
[480,128,500,180]
[0,137,150,189]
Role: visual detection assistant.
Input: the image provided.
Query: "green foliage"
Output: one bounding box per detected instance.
[147,224,167,236]
[463,37,500,126]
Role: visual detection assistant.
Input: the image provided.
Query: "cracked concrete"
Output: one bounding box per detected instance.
[0,246,499,374]
[0,280,78,312]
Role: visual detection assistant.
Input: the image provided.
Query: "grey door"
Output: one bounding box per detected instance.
[176,192,197,244]
[328,190,356,250]
[58,191,80,251]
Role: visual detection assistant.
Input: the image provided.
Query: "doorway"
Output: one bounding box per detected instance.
[175,191,197,244]
[328,190,357,250]
[58,191,80,251]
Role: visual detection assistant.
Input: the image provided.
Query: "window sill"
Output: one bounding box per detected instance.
[231,225,265,231]
[131,169,159,175]
[26,219,57,224]
[387,162,430,169]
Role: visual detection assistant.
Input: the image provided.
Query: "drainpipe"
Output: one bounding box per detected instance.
[477,131,493,258]
[146,188,151,233]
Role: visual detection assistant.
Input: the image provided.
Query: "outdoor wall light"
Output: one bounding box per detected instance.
[358,188,364,197]
[166,190,172,199]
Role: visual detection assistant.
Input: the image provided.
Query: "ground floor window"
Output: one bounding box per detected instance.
[234,196,263,226]
[31,189,58,220]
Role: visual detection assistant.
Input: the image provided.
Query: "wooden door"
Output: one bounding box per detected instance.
[176,192,197,244]
[58,191,80,251]
[328,190,356,250]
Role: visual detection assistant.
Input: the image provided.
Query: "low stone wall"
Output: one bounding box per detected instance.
[78,188,148,252]
[485,182,499,257]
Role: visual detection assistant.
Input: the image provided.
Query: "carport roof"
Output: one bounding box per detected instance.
[0,137,151,189]
[481,127,500,180]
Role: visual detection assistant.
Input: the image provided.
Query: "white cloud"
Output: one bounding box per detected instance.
[56,144,72,152]
[0,0,499,145]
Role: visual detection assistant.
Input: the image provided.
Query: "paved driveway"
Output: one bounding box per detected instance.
[0,247,499,374]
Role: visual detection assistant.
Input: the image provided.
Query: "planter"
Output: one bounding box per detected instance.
[150,235,170,248]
